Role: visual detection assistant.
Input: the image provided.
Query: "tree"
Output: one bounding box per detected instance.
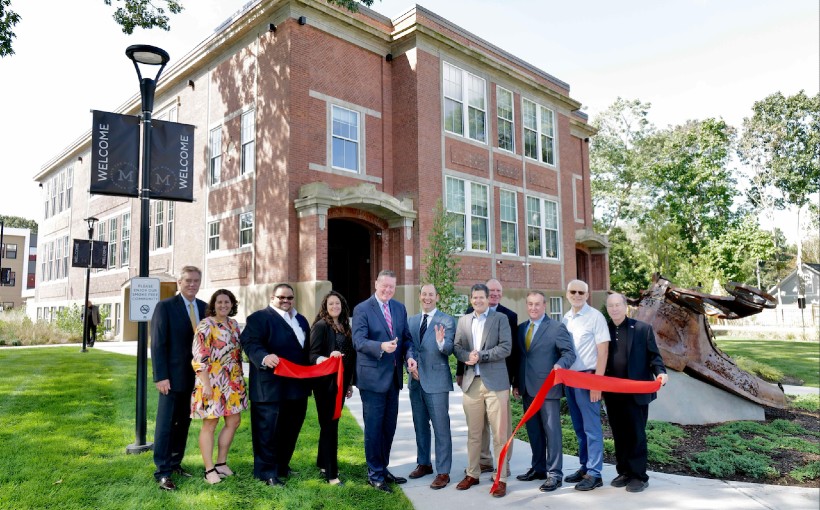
[606,226,652,297]
[644,118,739,254]
[0,214,37,233]
[589,97,655,233]
[422,201,463,315]
[738,91,820,211]
[1,0,378,57]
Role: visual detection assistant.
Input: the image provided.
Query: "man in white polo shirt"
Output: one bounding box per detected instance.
[562,279,609,491]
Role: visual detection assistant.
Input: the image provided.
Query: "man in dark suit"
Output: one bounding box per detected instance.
[454,283,512,498]
[407,284,456,489]
[352,270,415,493]
[241,283,311,487]
[84,301,101,347]
[151,265,206,491]
[604,293,668,493]
[456,278,518,473]
[512,290,575,493]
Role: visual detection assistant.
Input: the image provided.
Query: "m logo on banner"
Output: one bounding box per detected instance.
[90,110,140,197]
[150,119,196,202]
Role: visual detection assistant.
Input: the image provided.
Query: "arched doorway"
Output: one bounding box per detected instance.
[328,219,372,308]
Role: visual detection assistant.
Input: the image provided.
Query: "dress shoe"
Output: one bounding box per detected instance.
[516,468,547,481]
[626,479,648,492]
[564,468,587,483]
[479,463,494,474]
[574,475,603,491]
[385,471,407,484]
[490,481,507,498]
[455,475,480,490]
[539,477,562,492]
[430,474,450,490]
[157,477,176,491]
[327,478,344,487]
[172,467,192,478]
[610,474,631,488]
[409,464,434,479]
[264,477,285,486]
[368,480,393,493]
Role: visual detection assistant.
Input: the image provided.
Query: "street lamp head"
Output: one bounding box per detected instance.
[126,45,170,67]
[85,217,99,229]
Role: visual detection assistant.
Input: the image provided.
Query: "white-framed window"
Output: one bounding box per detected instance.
[43,179,50,219]
[241,110,255,175]
[114,302,121,336]
[550,296,563,321]
[526,196,560,259]
[57,171,65,212]
[108,217,118,269]
[239,212,254,247]
[2,243,17,259]
[96,220,107,273]
[40,243,47,282]
[497,86,514,152]
[208,221,220,252]
[499,189,518,255]
[53,238,63,279]
[47,241,54,281]
[443,62,486,143]
[522,99,556,166]
[445,176,489,252]
[50,177,57,217]
[166,202,174,247]
[153,202,164,249]
[331,105,360,172]
[62,235,69,277]
[120,212,130,267]
[209,127,222,185]
[65,167,73,208]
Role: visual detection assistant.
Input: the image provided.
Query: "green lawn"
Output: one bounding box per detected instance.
[0,348,410,510]
[716,339,820,387]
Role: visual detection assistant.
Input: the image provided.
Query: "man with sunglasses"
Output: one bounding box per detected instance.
[561,280,610,491]
[241,283,311,487]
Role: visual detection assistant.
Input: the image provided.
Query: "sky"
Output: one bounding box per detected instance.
[1,0,817,241]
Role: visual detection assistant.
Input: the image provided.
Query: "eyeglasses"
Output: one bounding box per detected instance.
[276,295,295,301]
[568,290,586,295]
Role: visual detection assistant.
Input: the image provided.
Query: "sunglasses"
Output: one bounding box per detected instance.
[568,290,586,295]
[276,296,295,300]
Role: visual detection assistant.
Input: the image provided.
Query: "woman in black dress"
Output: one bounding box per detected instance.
[309,290,356,486]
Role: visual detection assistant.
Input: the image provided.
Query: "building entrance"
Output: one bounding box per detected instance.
[328,219,373,308]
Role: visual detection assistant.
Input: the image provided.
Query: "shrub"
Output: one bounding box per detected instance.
[647,421,686,464]
[689,447,777,478]
[790,394,820,413]
[790,461,820,482]
[733,356,785,383]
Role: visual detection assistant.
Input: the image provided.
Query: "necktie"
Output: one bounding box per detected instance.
[525,321,534,351]
[188,302,197,330]
[383,302,393,337]
[419,314,428,339]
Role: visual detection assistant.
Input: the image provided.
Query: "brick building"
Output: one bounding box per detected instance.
[30,0,608,339]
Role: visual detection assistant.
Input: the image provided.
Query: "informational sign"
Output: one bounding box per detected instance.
[129,277,161,322]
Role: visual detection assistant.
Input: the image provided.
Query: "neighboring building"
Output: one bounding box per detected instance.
[0,227,36,311]
[766,263,820,326]
[30,0,607,339]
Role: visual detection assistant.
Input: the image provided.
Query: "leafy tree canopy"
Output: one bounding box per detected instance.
[1,0,377,57]
[0,215,37,233]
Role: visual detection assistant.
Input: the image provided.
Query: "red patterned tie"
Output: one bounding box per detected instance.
[383,302,393,337]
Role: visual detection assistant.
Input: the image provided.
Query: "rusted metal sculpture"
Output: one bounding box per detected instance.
[631,274,787,409]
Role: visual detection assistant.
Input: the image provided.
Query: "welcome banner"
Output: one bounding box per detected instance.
[150,119,196,202]
[90,110,140,197]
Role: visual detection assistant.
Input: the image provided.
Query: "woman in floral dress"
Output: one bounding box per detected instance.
[191,289,248,484]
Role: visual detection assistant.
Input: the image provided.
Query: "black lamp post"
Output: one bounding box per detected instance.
[81,217,99,353]
[125,44,169,455]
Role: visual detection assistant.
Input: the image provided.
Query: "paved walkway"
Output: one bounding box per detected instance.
[86,342,820,509]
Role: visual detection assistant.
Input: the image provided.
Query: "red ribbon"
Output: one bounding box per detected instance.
[489,368,662,494]
[274,357,345,420]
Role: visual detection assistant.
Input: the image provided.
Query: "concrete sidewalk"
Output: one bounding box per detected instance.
[92,341,819,509]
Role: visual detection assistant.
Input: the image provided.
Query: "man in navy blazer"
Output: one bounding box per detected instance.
[604,293,667,493]
[512,290,575,493]
[151,266,207,491]
[352,270,415,493]
[407,284,456,489]
[241,283,311,487]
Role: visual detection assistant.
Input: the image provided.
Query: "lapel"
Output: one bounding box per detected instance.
[174,295,194,333]
[480,310,495,350]
[626,318,634,361]
[530,317,549,349]
[409,313,421,346]
[423,311,439,345]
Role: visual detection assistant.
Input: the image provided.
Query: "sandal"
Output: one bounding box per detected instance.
[204,467,222,485]
[214,462,233,478]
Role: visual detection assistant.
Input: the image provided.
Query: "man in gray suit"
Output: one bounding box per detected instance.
[406,284,456,489]
[454,283,512,498]
[513,290,576,493]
